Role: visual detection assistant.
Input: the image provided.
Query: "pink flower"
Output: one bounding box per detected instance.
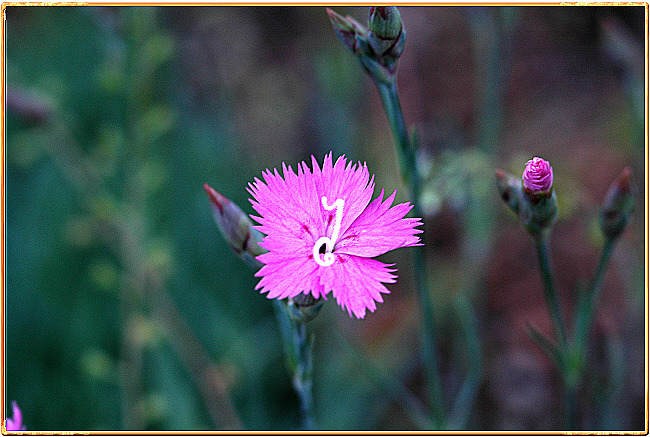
[522,157,553,194]
[247,153,423,318]
[6,401,24,431]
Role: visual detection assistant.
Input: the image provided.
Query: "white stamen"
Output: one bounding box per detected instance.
[313,196,344,267]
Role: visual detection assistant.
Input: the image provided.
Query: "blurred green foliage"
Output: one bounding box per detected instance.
[5,5,645,431]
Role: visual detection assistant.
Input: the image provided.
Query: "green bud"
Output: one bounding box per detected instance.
[204,183,265,269]
[600,167,635,240]
[327,6,405,83]
[327,8,367,55]
[368,6,403,57]
[287,293,324,323]
[495,169,522,214]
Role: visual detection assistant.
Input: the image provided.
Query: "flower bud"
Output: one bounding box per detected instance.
[287,293,324,323]
[5,401,25,431]
[326,8,367,55]
[600,167,635,240]
[204,183,265,269]
[495,169,522,214]
[496,159,558,237]
[327,6,405,84]
[367,6,404,58]
[522,157,553,196]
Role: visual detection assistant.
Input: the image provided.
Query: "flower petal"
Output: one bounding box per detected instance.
[319,254,397,318]
[335,189,423,258]
[247,163,323,249]
[255,252,325,300]
[311,154,375,238]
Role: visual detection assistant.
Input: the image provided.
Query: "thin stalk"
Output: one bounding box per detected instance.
[573,238,616,353]
[376,80,416,186]
[292,321,316,430]
[534,235,575,429]
[534,235,567,345]
[375,79,444,428]
[564,238,616,430]
[272,300,317,430]
[564,383,579,430]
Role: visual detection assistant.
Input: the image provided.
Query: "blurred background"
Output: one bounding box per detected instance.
[5,6,645,431]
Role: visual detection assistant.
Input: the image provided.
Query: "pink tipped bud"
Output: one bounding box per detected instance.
[497,162,557,236]
[327,8,367,55]
[6,401,25,431]
[601,167,635,240]
[204,184,265,268]
[522,157,553,195]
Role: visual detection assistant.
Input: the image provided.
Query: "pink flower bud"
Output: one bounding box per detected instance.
[522,157,553,194]
[204,183,265,269]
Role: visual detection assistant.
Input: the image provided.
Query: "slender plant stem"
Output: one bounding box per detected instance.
[272,300,317,430]
[376,81,416,186]
[573,238,616,352]
[564,383,579,430]
[292,321,316,430]
[534,235,577,428]
[375,79,444,429]
[534,235,567,345]
[563,238,616,430]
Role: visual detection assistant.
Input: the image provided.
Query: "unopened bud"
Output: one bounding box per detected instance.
[287,293,324,323]
[368,6,404,59]
[327,6,405,83]
[522,157,553,197]
[496,169,522,214]
[600,167,635,240]
[496,159,558,237]
[204,183,265,269]
[327,8,367,55]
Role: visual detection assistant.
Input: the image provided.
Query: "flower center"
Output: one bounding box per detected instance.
[313,196,344,267]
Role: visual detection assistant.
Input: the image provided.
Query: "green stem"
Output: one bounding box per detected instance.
[564,382,579,430]
[564,238,616,430]
[534,235,576,428]
[272,300,317,430]
[375,79,444,429]
[376,80,416,186]
[292,320,316,430]
[573,238,616,353]
[534,235,567,345]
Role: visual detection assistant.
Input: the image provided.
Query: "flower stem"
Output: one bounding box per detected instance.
[573,238,616,354]
[564,382,579,429]
[375,78,445,429]
[562,238,617,429]
[376,80,416,187]
[272,300,317,430]
[291,320,316,430]
[534,235,567,344]
[534,235,576,428]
